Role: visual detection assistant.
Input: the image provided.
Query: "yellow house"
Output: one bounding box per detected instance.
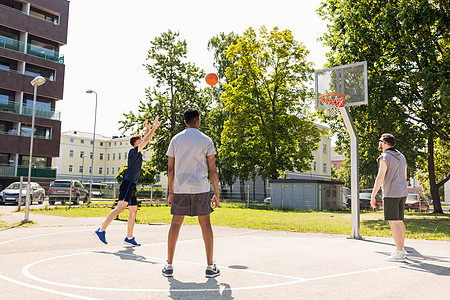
[285,123,332,180]
[52,131,167,187]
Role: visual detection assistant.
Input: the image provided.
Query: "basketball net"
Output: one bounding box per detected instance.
[319,94,345,117]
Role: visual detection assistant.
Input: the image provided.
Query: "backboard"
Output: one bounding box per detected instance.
[315,61,368,110]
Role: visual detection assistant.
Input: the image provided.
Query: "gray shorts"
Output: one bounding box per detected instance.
[171,192,213,216]
[384,197,406,220]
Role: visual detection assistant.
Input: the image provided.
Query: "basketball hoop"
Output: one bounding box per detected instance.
[319,94,345,116]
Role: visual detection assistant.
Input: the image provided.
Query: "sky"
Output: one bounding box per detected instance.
[58,0,330,137]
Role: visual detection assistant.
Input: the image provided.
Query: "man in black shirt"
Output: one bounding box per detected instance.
[95,117,161,246]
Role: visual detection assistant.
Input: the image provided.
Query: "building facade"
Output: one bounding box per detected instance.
[0,0,69,190]
[53,131,167,187]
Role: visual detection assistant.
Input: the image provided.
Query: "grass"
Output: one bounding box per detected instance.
[30,203,450,241]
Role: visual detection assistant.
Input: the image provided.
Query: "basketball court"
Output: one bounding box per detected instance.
[0,213,449,299]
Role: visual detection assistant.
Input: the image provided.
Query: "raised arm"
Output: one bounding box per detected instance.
[137,117,162,153]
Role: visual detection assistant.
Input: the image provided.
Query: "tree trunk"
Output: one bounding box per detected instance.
[427,133,443,214]
[240,177,245,201]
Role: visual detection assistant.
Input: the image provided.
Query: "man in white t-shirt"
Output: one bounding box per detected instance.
[162,108,220,278]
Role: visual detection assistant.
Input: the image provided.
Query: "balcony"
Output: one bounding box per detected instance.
[0,102,61,121]
[0,164,56,179]
[0,36,64,64]
[17,166,56,179]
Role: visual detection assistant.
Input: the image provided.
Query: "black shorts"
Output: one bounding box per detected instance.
[119,180,137,206]
[171,192,213,217]
[384,196,406,221]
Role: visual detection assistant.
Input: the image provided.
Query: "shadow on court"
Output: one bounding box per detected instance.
[168,277,233,300]
[95,247,158,264]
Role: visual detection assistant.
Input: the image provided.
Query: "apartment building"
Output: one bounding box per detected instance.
[0,0,69,190]
[53,131,166,187]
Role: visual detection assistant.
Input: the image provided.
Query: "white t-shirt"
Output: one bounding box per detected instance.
[166,128,216,194]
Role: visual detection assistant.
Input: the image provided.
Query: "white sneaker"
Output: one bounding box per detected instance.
[402,249,409,257]
[385,250,406,262]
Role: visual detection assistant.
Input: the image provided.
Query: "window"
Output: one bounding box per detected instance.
[313,161,317,172]
[113,153,115,160]
[120,142,122,145]
[111,167,114,174]
[118,153,121,160]
[106,167,109,175]
[125,153,127,159]
[323,163,327,173]
[24,63,55,81]
[79,166,83,173]
[20,125,51,139]
[100,142,103,146]
[29,7,59,25]
[99,167,103,175]
[70,138,74,143]
[107,154,110,161]
[323,144,327,154]
[100,153,103,160]
[80,151,84,158]
[332,189,337,197]
[68,165,73,173]
[90,141,93,145]
[109,142,111,146]
[19,155,47,167]
[81,140,84,144]
[114,142,117,146]
[90,152,92,159]
[69,150,73,158]
[0,57,17,72]
[89,166,92,174]
[27,36,58,60]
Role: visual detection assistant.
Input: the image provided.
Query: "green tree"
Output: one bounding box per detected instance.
[115,161,158,185]
[205,32,239,199]
[119,30,207,173]
[318,0,450,213]
[222,26,321,183]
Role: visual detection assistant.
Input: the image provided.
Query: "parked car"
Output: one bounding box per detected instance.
[263,197,272,204]
[0,182,45,205]
[404,194,429,212]
[48,180,88,205]
[88,183,107,198]
[346,193,383,210]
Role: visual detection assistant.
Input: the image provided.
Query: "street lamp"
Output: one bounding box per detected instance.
[24,76,46,222]
[81,154,87,182]
[86,90,97,203]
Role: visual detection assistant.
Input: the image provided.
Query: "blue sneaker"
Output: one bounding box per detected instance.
[124,237,141,247]
[95,229,107,244]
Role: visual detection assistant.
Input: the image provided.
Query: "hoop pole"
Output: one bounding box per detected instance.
[339,106,362,239]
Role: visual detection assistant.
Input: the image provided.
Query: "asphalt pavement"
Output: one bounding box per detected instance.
[0,204,449,300]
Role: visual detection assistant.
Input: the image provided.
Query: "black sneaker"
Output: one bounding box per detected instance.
[206,264,220,278]
[162,264,173,277]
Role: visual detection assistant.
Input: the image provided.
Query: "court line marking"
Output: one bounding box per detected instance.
[3,226,446,296]
[0,273,100,300]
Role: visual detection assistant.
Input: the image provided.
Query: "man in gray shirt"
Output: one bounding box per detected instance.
[162,108,220,278]
[371,133,408,262]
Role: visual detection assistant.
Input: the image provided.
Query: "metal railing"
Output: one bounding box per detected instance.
[17,166,56,178]
[0,102,61,121]
[0,36,64,64]
[0,165,15,177]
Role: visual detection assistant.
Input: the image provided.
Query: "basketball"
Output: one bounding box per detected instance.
[205,73,218,86]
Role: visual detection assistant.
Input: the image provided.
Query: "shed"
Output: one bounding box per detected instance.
[269,179,344,210]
